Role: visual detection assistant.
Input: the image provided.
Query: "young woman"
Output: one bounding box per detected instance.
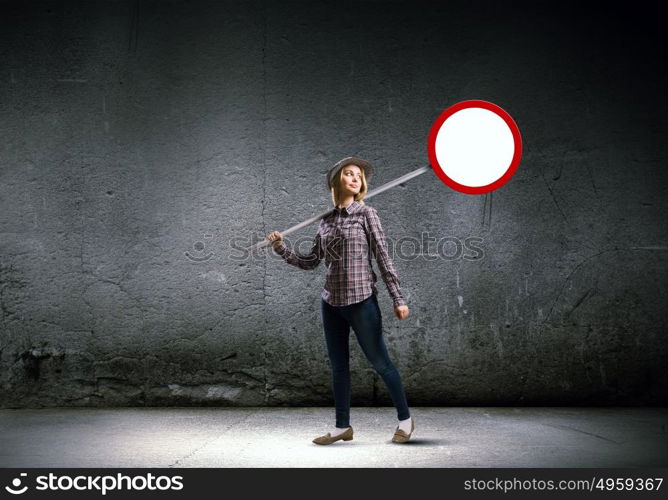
[266,156,415,445]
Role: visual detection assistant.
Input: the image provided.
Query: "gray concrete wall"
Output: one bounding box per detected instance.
[1,0,666,408]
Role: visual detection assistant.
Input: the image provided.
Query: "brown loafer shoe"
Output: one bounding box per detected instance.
[312,426,354,445]
[392,417,415,443]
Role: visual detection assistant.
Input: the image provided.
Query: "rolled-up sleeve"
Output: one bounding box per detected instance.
[272,231,324,271]
[364,207,407,307]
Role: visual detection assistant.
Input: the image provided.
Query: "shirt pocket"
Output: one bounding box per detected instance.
[318,226,332,243]
[341,220,368,260]
[320,226,340,255]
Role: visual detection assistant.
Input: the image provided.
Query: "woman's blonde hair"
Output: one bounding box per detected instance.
[330,164,368,207]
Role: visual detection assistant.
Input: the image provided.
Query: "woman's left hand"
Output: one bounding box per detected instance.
[394,305,409,320]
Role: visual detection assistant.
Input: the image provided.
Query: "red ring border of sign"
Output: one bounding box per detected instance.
[427,99,523,195]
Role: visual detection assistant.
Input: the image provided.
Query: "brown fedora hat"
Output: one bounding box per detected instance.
[326,156,375,191]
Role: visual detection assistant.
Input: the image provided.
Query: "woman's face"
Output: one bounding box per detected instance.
[340,165,363,195]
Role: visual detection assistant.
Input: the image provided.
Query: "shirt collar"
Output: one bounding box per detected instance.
[334,200,360,216]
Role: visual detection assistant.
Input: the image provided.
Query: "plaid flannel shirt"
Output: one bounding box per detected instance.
[272,200,407,307]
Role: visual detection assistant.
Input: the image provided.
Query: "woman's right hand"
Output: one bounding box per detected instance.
[267,231,284,249]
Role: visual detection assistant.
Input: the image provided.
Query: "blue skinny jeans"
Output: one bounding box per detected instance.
[320,293,410,428]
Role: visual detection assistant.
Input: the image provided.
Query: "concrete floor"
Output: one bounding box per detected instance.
[0,407,666,468]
